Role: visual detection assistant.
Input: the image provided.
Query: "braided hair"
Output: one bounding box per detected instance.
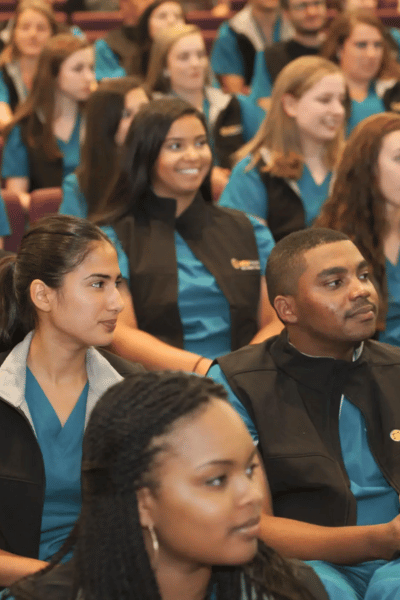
[10,372,318,600]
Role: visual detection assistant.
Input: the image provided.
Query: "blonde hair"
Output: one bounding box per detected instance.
[145,22,208,93]
[237,56,346,179]
[0,0,59,66]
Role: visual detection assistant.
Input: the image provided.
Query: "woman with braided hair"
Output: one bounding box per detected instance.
[7,371,329,600]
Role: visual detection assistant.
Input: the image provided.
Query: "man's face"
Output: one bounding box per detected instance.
[285,240,379,357]
[284,0,327,36]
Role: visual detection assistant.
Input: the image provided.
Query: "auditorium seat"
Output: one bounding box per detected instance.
[186,10,233,30]
[29,188,62,223]
[71,10,123,31]
[2,190,26,253]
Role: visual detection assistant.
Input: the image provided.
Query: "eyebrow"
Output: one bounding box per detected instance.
[84,273,122,280]
[316,260,369,279]
[195,447,257,471]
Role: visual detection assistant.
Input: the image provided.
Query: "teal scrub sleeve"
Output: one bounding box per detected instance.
[249,51,272,103]
[60,173,88,218]
[94,39,126,81]
[101,225,130,282]
[210,22,246,78]
[207,363,259,441]
[237,94,265,142]
[0,70,10,104]
[1,124,29,178]
[0,190,11,236]
[247,213,274,275]
[218,155,268,219]
[389,27,400,59]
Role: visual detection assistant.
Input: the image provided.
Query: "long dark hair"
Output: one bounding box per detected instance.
[76,76,147,217]
[94,97,212,224]
[9,371,318,600]
[315,112,400,328]
[0,214,110,350]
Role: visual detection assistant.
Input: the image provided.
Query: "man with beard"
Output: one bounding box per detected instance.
[211,0,294,94]
[250,0,327,105]
[209,228,400,600]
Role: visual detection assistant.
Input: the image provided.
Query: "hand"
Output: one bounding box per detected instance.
[211,166,230,202]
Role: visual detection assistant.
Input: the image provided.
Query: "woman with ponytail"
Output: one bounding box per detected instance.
[0,214,140,587]
[8,372,329,600]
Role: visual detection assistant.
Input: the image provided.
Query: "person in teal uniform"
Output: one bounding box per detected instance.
[210,0,293,94]
[146,23,266,198]
[0,214,145,588]
[1,34,94,210]
[219,56,346,242]
[93,97,283,375]
[94,0,185,80]
[59,76,149,219]
[0,190,11,248]
[316,112,400,351]
[6,372,329,600]
[208,228,400,600]
[322,11,400,134]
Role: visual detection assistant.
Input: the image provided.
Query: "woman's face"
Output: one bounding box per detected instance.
[377,129,400,209]
[284,73,346,144]
[57,47,95,102]
[338,22,384,84]
[14,9,52,58]
[40,241,124,348]
[138,398,266,568]
[152,114,212,201]
[148,2,185,40]
[114,87,149,146]
[166,32,208,94]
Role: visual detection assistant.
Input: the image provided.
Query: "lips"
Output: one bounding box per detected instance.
[346,302,377,319]
[100,319,117,331]
[231,516,261,535]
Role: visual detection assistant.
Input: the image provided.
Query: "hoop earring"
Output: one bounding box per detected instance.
[148,524,159,570]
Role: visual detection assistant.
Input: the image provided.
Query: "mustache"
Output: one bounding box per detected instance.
[344,299,377,319]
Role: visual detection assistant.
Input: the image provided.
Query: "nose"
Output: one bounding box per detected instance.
[108,286,125,314]
[235,469,266,510]
[183,143,201,160]
[332,98,345,117]
[366,44,379,58]
[349,276,372,300]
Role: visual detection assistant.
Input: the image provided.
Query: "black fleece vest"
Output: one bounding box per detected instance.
[264,41,319,85]
[234,32,256,86]
[113,193,261,351]
[213,95,245,169]
[216,333,400,527]
[258,168,306,242]
[19,115,63,191]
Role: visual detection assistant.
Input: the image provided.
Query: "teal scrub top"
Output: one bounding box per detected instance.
[94,38,126,81]
[103,214,274,359]
[379,258,400,348]
[25,367,88,561]
[2,114,82,182]
[219,155,331,226]
[211,17,282,79]
[0,190,11,237]
[347,85,385,135]
[59,172,88,219]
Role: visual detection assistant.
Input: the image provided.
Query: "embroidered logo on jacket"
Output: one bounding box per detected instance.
[219,124,243,136]
[390,429,400,441]
[231,258,260,270]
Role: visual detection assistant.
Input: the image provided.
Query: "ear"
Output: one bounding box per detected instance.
[137,487,157,528]
[29,279,55,313]
[273,295,298,324]
[281,93,298,118]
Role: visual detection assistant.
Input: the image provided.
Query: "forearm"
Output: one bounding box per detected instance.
[250,319,283,344]
[111,325,212,374]
[0,549,48,587]
[259,512,398,565]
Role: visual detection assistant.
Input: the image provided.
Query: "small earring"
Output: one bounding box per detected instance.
[148,524,159,570]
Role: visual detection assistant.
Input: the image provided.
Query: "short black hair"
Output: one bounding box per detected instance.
[266,228,350,305]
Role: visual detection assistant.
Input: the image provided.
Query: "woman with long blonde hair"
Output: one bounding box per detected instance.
[219,55,346,241]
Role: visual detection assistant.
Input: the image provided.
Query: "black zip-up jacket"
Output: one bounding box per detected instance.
[216,332,400,527]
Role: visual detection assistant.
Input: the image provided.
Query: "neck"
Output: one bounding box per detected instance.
[155,557,211,600]
[252,5,278,26]
[300,134,329,178]
[346,77,370,99]
[27,327,88,385]
[287,329,356,361]
[293,30,323,47]
[18,55,39,73]
[53,90,79,121]
[173,87,204,112]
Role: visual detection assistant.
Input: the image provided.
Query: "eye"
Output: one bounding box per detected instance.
[355,41,367,49]
[359,271,370,281]
[205,474,227,487]
[166,141,181,150]
[91,281,104,288]
[245,461,260,478]
[325,278,342,288]
[195,138,208,147]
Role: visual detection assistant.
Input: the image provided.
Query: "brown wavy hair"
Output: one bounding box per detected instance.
[321,10,400,80]
[3,34,91,160]
[315,112,400,328]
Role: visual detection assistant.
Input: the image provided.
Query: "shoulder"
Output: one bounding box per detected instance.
[96,348,145,377]
[217,337,278,376]
[363,339,400,367]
